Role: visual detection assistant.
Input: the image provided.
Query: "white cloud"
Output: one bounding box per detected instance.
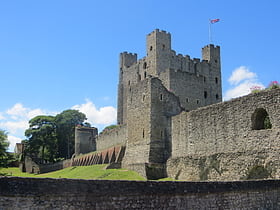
[0,103,55,152]
[0,113,5,120]
[72,99,117,126]
[8,135,22,152]
[228,66,257,85]
[0,100,117,152]
[0,120,29,135]
[224,66,264,101]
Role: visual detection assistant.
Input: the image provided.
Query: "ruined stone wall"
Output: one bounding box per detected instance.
[168,88,280,181]
[96,125,127,151]
[75,126,97,155]
[1,177,280,209]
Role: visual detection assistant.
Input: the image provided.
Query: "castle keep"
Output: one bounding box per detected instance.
[73,29,279,180]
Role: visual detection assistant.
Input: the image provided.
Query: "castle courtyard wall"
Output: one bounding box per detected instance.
[96,124,127,151]
[168,88,280,181]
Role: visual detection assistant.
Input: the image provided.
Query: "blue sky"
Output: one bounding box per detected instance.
[1,0,279,151]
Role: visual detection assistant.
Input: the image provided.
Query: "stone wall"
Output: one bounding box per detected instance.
[23,157,72,174]
[75,126,98,155]
[96,125,127,151]
[168,88,280,181]
[122,77,182,179]
[1,177,280,209]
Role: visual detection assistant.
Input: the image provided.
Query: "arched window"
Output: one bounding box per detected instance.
[251,108,272,130]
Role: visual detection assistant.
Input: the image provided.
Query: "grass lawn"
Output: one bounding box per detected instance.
[0,165,146,181]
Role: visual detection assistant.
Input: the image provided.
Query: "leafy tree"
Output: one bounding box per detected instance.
[0,130,10,168]
[25,115,57,162]
[55,110,87,159]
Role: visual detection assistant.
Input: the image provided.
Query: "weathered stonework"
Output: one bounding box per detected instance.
[1,177,280,209]
[74,126,97,155]
[167,88,280,181]
[69,29,280,181]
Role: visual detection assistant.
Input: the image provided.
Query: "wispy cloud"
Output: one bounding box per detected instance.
[228,66,257,85]
[224,66,264,100]
[72,99,117,127]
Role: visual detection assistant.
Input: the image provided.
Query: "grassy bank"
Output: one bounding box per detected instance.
[0,165,146,181]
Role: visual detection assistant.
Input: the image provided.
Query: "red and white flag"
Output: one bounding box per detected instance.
[210,19,220,24]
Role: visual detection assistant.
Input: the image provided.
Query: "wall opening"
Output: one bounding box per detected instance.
[204,91,208,99]
[251,108,272,130]
[142,94,145,102]
[150,46,153,51]
[143,129,145,138]
[160,94,163,101]
[216,94,219,100]
[143,62,147,69]
[215,77,218,84]
[144,71,147,78]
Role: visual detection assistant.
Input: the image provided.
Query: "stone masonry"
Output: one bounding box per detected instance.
[73,29,280,180]
[1,177,280,209]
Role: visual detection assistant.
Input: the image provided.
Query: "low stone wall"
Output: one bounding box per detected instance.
[1,177,280,209]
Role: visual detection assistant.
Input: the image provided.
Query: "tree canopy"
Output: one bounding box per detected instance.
[25,115,57,162]
[55,109,87,159]
[0,130,10,168]
[24,109,89,162]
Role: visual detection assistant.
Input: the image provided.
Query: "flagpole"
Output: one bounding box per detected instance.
[208,19,212,43]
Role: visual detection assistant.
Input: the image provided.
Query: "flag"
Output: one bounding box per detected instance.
[210,19,220,24]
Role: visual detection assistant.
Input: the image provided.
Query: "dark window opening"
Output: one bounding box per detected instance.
[143,129,145,138]
[150,46,153,51]
[128,80,130,86]
[160,130,163,138]
[160,94,163,101]
[196,99,200,104]
[215,59,218,63]
[162,44,165,50]
[252,108,272,130]
[143,62,147,69]
[204,91,208,99]
[216,94,219,99]
[186,98,189,103]
[215,77,218,84]
[142,94,145,102]
[144,71,147,78]
[204,76,206,82]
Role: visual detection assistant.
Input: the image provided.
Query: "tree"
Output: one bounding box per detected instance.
[55,110,87,159]
[25,115,57,162]
[0,130,10,168]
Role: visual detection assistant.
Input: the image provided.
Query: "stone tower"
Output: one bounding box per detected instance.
[117,29,222,125]
[117,29,222,179]
[74,126,98,156]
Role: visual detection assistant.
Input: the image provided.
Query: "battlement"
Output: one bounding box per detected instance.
[147,29,171,36]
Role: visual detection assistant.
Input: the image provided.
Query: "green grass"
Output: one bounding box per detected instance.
[0,165,146,181]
